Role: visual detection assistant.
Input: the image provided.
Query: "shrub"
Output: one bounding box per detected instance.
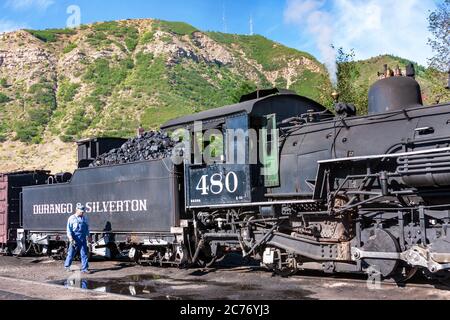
[60,135,73,143]
[129,53,164,95]
[83,94,105,112]
[28,108,51,127]
[26,28,76,43]
[123,27,139,51]
[58,81,80,103]
[122,57,135,70]
[12,81,57,143]
[275,77,288,89]
[0,92,11,104]
[83,58,131,100]
[0,78,7,88]
[63,43,77,54]
[160,35,172,43]
[155,20,198,35]
[86,31,110,47]
[0,121,8,142]
[231,82,257,103]
[22,110,50,141]
[140,31,154,44]
[14,121,41,143]
[92,21,120,32]
[89,22,139,52]
[31,135,43,144]
[29,82,56,110]
[64,108,92,138]
[111,40,127,53]
[125,37,138,52]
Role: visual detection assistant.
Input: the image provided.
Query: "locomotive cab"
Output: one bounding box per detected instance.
[162,88,330,210]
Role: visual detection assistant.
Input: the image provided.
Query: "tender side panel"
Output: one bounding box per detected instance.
[0,175,7,244]
[22,159,180,233]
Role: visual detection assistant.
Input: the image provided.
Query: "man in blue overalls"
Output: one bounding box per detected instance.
[64,204,91,274]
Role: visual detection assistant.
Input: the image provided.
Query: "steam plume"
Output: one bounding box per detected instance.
[284,0,436,86]
[284,0,337,86]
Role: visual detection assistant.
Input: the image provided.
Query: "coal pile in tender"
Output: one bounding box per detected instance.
[90,131,176,167]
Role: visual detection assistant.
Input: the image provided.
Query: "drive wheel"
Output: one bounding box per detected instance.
[362,229,400,278]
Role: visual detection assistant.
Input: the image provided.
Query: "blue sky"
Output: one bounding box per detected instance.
[0,0,441,67]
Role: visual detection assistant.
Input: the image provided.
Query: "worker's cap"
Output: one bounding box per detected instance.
[76,204,86,212]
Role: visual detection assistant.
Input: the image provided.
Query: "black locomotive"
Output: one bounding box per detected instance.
[2,64,450,283]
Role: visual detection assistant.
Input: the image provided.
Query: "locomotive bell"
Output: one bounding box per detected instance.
[368,63,423,115]
[331,91,340,103]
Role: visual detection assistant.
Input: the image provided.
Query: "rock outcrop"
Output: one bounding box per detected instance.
[0,18,330,173]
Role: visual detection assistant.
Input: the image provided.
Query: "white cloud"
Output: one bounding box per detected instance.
[333,0,435,66]
[284,0,436,82]
[5,0,55,11]
[0,19,27,34]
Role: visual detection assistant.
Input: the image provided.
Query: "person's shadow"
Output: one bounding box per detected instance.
[89,221,132,274]
[89,262,135,274]
[103,222,112,232]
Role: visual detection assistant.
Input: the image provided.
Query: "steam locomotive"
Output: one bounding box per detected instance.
[1,63,450,283]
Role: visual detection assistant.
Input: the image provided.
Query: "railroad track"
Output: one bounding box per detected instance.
[216,265,450,291]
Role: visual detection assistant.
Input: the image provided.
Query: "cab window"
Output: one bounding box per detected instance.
[261,114,280,187]
[192,127,225,165]
[225,114,249,165]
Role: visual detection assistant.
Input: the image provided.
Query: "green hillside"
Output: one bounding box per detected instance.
[0,19,448,149]
[0,19,333,145]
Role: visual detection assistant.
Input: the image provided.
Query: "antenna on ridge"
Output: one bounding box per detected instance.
[222,2,227,33]
[249,14,254,36]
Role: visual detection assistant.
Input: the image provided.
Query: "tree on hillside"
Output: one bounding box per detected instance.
[231,82,257,103]
[427,0,450,104]
[335,47,369,115]
[424,68,450,104]
[428,0,450,72]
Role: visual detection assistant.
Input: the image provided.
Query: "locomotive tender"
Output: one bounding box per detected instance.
[2,64,450,282]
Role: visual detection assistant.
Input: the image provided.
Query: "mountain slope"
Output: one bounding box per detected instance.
[0,19,332,145]
[0,19,448,173]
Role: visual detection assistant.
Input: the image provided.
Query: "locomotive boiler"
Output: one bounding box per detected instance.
[3,63,450,283]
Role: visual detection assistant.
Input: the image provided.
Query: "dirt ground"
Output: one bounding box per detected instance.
[0,255,450,300]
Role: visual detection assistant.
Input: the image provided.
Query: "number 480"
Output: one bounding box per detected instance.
[196,172,238,195]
